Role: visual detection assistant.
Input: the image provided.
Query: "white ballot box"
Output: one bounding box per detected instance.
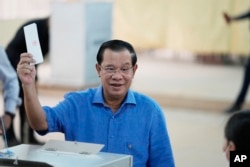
[48,0,112,88]
[0,144,132,167]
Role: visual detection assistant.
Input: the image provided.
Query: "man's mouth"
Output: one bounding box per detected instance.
[110,83,122,87]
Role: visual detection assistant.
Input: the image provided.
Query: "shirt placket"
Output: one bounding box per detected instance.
[107,114,117,151]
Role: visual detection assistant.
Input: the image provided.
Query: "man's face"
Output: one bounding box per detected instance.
[96,48,137,101]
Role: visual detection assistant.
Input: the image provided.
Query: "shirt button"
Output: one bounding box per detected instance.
[112,116,115,119]
[110,135,114,138]
[128,144,132,149]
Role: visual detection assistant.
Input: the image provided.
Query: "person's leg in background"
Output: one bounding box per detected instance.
[226,57,250,113]
[19,97,28,143]
[5,119,20,147]
[19,101,41,144]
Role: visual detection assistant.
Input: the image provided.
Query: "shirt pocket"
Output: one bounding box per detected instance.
[124,141,148,162]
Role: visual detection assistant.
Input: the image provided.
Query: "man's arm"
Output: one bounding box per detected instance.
[17,53,48,131]
[223,10,250,24]
[231,10,250,21]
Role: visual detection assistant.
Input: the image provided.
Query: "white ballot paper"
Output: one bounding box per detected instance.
[41,140,104,155]
[23,23,43,64]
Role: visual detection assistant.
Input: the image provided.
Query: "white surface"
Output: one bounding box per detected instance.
[42,140,104,155]
[1,144,132,167]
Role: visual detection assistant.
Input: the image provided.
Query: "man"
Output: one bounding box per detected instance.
[223,10,250,113]
[17,39,175,167]
[6,17,49,144]
[0,45,20,140]
[223,110,250,161]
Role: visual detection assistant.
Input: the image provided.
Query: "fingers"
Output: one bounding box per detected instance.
[19,53,36,65]
[17,53,36,73]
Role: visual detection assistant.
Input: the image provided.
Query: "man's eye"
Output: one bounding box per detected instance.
[121,68,129,72]
[106,67,115,71]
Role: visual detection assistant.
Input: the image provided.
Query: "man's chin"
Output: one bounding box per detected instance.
[110,85,123,91]
[109,90,125,98]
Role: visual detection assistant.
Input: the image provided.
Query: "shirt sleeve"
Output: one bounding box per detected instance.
[148,106,175,167]
[0,46,21,115]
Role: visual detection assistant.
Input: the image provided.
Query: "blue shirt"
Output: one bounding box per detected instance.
[0,45,20,115]
[42,86,175,167]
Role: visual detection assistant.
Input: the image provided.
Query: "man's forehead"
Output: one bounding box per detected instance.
[103,49,131,58]
[103,48,129,54]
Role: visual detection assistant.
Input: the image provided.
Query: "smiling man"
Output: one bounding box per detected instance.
[17,39,175,167]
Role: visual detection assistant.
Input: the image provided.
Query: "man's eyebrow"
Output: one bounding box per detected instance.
[122,62,131,66]
[103,64,114,67]
[104,63,131,67]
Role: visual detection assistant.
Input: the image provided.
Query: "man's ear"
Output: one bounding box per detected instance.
[96,64,101,77]
[132,64,138,77]
[228,141,236,151]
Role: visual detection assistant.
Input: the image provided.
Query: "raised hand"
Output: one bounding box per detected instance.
[17,53,37,86]
[223,12,231,24]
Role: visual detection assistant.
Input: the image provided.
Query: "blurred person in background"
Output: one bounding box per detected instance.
[5,17,50,145]
[0,45,21,145]
[223,9,250,113]
[223,110,250,161]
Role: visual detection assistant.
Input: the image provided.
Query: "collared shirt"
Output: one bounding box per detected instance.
[0,45,20,115]
[42,86,175,167]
